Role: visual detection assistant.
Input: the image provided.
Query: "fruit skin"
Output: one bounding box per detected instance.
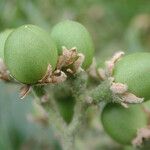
[51,20,94,69]
[4,25,58,84]
[113,53,150,101]
[53,84,75,124]
[101,103,147,145]
[0,29,13,59]
[56,95,75,124]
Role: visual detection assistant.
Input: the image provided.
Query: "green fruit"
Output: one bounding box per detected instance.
[51,20,94,69]
[113,53,150,101]
[4,25,58,84]
[53,84,75,124]
[101,103,147,145]
[56,95,75,124]
[0,29,13,59]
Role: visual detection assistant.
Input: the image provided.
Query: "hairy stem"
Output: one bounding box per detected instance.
[90,80,113,103]
[61,131,75,150]
[32,86,67,130]
[31,75,88,150]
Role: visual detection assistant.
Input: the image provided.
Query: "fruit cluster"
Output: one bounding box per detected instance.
[0,20,94,84]
[0,20,150,148]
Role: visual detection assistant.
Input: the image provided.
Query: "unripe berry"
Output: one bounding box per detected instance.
[56,96,75,124]
[51,20,94,69]
[113,53,150,101]
[101,103,147,145]
[4,25,58,84]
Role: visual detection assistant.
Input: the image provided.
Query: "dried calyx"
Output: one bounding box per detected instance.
[38,46,85,85]
[132,106,150,148]
[132,126,150,147]
[57,46,85,74]
[0,58,10,81]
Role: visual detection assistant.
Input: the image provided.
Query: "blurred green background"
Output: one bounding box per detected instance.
[0,0,150,150]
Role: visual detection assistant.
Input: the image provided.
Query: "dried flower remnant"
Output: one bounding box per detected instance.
[132,127,150,147]
[57,47,85,74]
[0,59,10,81]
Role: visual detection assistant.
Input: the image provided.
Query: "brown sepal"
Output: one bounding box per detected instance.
[20,85,31,99]
[132,126,150,147]
[0,59,10,81]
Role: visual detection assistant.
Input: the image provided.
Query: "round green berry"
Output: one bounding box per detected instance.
[113,53,150,101]
[101,103,147,145]
[0,29,13,59]
[4,25,58,84]
[51,20,94,69]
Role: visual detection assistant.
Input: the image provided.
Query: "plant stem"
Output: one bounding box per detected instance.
[32,85,67,129]
[90,80,113,103]
[32,85,77,150]
[31,73,115,150]
[61,131,75,150]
